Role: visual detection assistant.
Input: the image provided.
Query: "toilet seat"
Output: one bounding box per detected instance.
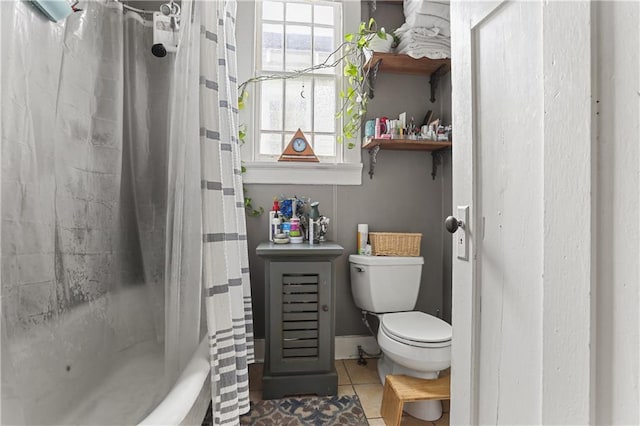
[381,312,452,348]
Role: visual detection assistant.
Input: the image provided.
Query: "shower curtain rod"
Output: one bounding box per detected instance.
[115,1,154,15]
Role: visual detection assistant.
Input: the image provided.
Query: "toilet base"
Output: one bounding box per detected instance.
[377,354,443,422]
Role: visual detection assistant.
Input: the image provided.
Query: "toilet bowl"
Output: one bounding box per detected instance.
[349,255,452,421]
[378,311,451,373]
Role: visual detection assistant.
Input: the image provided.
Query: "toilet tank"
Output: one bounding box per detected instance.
[349,255,424,313]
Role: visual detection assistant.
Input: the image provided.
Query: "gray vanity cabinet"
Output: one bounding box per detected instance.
[256,242,344,400]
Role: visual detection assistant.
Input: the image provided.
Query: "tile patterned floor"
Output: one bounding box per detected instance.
[247,359,450,425]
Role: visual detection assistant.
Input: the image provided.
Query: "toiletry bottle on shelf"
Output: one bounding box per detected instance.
[289,217,303,243]
[268,214,275,242]
[308,221,315,245]
[272,215,281,240]
[269,200,280,241]
[309,202,320,245]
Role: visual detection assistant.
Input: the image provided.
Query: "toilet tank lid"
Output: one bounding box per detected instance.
[349,254,424,266]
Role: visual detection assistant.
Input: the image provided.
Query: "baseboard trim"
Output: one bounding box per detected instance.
[251,335,380,362]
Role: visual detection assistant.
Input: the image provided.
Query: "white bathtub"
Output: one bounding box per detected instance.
[1,286,211,426]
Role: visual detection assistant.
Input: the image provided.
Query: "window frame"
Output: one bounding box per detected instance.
[236,0,362,185]
[254,0,342,162]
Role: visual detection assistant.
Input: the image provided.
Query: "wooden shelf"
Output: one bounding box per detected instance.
[365,52,451,76]
[362,138,452,151]
[364,52,451,102]
[362,138,452,180]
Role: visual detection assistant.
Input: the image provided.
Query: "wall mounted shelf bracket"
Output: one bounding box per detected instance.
[367,59,383,99]
[368,145,381,179]
[431,150,443,180]
[429,64,449,103]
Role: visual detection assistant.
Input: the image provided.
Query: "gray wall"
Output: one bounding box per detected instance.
[246,3,453,338]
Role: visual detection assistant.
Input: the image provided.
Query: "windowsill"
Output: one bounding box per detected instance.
[242,161,363,185]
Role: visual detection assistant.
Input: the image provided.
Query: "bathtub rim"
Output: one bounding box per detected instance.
[138,337,210,426]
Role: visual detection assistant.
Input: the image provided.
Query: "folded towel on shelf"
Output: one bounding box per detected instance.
[394,23,450,59]
[394,23,447,39]
[404,0,450,19]
[396,44,450,60]
[396,37,450,52]
[403,0,450,37]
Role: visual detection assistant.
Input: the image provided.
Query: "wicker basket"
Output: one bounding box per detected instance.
[369,232,422,257]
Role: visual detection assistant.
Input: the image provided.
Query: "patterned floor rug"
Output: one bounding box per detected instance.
[203,394,368,425]
[239,395,368,426]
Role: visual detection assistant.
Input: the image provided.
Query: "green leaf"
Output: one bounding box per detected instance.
[377,30,387,40]
[348,142,355,149]
[248,207,264,217]
[238,90,249,110]
[344,63,357,78]
[368,18,375,30]
[344,33,354,42]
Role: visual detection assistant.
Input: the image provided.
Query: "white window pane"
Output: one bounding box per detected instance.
[314,78,336,133]
[314,5,334,26]
[262,23,283,71]
[260,80,283,131]
[286,3,311,23]
[263,1,283,21]
[314,134,336,157]
[283,132,296,148]
[285,77,312,132]
[285,25,312,71]
[260,133,283,155]
[314,27,335,74]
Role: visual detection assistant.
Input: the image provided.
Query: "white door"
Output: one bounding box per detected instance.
[450,2,595,424]
[452,1,544,424]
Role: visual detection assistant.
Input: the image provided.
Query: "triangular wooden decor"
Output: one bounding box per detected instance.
[278,129,319,162]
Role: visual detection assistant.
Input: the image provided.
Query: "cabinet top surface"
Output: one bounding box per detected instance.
[256,242,344,257]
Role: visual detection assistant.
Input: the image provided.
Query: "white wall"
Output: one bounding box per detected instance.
[451,1,640,424]
[594,2,640,424]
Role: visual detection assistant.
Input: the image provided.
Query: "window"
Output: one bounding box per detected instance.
[256,0,341,161]
[236,0,362,185]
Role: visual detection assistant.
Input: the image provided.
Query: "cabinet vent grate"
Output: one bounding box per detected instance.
[281,274,319,358]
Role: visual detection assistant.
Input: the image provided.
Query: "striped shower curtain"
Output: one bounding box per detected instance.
[174,0,255,423]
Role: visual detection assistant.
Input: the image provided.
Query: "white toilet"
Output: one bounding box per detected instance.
[349,255,452,421]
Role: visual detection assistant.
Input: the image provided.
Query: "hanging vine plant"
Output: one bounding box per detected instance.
[238,18,386,149]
